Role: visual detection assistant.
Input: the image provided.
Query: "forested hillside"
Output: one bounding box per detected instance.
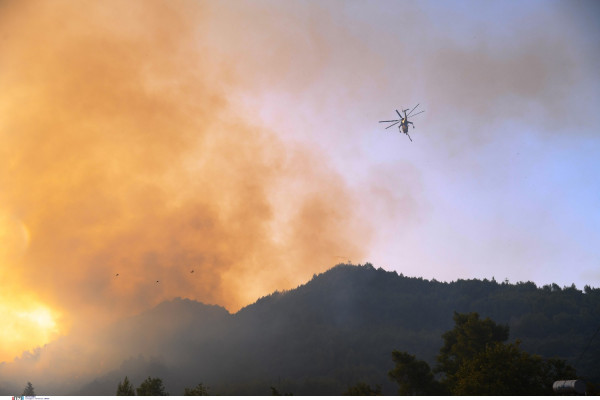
[7,263,598,395]
[227,263,599,394]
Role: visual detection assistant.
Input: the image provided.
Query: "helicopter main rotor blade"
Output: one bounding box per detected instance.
[407,103,420,117]
[408,110,425,118]
[385,121,400,129]
[379,120,399,123]
[396,109,403,118]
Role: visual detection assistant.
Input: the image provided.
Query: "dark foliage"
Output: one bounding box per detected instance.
[388,351,444,395]
[390,312,577,395]
[436,312,509,390]
[136,376,168,396]
[184,383,209,395]
[22,382,35,396]
[453,341,576,395]
[116,376,135,395]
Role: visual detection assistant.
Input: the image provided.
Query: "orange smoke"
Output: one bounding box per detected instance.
[0,0,371,361]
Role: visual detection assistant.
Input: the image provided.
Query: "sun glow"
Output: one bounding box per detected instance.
[17,308,57,332]
[0,297,62,362]
[0,211,61,362]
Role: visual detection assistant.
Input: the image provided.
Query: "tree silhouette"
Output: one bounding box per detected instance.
[390,312,576,396]
[22,381,35,396]
[453,340,576,395]
[388,351,444,395]
[436,311,509,389]
[184,383,209,395]
[136,376,168,396]
[116,376,135,395]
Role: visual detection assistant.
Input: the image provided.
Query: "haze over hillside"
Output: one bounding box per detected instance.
[1,264,598,395]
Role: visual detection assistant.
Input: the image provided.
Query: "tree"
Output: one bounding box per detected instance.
[453,341,575,395]
[343,381,382,395]
[389,312,576,396]
[436,312,508,391]
[184,383,209,395]
[388,351,445,395]
[136,376,168,396]
[22,382,35,396]
[116,376,135,395]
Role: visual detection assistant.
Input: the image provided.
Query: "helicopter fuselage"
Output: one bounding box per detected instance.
[400,115,413,134]
[401,118,408,133]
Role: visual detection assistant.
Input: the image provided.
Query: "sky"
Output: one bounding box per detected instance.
[0,0,599,367]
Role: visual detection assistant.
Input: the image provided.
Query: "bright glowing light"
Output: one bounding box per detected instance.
[0,298,62,362]
[17,308,57,331]
[0,210,53,362]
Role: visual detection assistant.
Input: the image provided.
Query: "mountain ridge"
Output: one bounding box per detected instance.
[2,263,598,395]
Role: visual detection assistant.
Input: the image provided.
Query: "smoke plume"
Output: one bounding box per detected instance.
[0,0,371,362]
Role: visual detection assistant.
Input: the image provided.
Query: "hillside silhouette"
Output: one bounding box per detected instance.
[3,264,598,395]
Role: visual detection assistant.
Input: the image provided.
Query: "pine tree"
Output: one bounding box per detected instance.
[136,376,168,396]
[22,382,35,396]
[116,376,135,395]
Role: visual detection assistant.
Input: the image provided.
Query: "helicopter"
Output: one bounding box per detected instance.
[379,103,425,142]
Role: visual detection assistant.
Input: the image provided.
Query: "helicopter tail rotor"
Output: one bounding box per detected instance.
[407,103,420,117]
[408,110,425,118]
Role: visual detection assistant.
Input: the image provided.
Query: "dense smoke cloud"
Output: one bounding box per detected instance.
[0,0,372,362]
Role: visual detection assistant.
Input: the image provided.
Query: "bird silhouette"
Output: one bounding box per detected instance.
[156,280,160,284]
[190,269,194,274]
[115,273,119,277]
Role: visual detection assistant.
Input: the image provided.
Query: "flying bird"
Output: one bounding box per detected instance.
[190,269,194,274]
[115,273,119,277]
[156,280,160,284]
